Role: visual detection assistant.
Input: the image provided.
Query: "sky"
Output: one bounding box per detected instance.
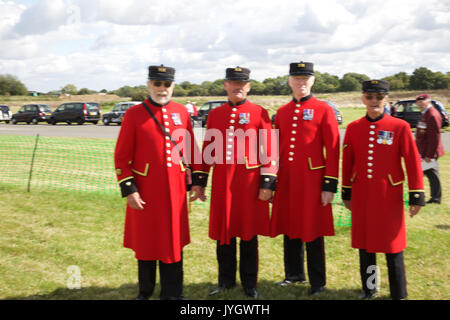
[0,0,449,92]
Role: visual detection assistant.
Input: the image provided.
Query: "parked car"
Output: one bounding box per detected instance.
[50,102,101,125]
[393,99,449,128]
[271,100,344,125]
[324,101,343,125]
[192,100,227,127]
[102,101,140,125]
[0,105,12,123]
[11,104,52,125]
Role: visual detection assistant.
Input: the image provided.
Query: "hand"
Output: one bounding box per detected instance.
[127,192,146,210]
[258,188,273,201]
[190,186,207,202]
[343,200,351,211]
[424,157,432,163]
[321,191,334,206]
[409,205,421,218]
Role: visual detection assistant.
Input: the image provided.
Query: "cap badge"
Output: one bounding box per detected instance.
[158,67,167,73]
[298,63,305,68]
[371,80,379,84]
[234,67,242,72]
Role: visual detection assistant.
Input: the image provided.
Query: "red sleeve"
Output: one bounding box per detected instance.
[321,105,340,192]
[341,123,354,200]
[424,111,441,158]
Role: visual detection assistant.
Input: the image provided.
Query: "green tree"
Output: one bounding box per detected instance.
[173,85,188,97]
[249,80,266,95]
[409,67,435,90]
[312,72,340,93]
[339,74,362,91]
[61,84,78,95]
[0,74,28,96]
[208,79,226,96]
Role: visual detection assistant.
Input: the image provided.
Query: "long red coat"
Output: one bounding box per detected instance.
[342,114,424,253]
[415,106,445,159]
[271,96,340,242]
[192,100,278,245]
[114,99,199,263]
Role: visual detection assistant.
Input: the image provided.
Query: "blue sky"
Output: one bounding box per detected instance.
[1,0,449,92]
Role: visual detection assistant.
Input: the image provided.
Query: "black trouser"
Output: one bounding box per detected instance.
[283,235,326,288]
[216,236,258,290]
[138,257,183,299]
[424,167,442,202]
[359,249,407,300]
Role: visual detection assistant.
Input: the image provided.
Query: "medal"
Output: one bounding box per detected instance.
[303,109,314,120]
[239,113,250,124]
[171,113,182,125]
[377,130,394,145]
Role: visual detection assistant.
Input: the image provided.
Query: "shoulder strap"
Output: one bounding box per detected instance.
[142,100,188,166]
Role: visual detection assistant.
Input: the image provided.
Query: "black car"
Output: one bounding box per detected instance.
[192,100,227,127]
[102,101,140,125]
[11,104,52,124]
[0,105,12,123]
[393,99,449,128]
[50,102,101,125]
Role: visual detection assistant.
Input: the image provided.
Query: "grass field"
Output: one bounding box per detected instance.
[0,139,448,300]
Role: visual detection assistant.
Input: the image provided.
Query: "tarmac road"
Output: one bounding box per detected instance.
[1,123,450,151]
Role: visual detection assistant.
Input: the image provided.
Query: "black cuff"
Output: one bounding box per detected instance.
[409,191,425,206]
[260,175,277,191]
[192,172,208,188]
[322,177,338,193]
[119,178,138,198]
[342,186,352,201]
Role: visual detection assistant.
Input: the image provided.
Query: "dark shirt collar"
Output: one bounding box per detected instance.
[147,96,170,108]
[366,112,385,122]
[228,99,247,107]
[293,94,313,103]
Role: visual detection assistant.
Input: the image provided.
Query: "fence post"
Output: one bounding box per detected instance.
[27,134,40,192]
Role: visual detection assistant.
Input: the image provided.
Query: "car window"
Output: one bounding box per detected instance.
[407,103,420,112]
[121,105,131,111]
[200,103,210,111]
[19,106,26,112]
[25,105,35,112]
[39,105,52,112]
[57,105,66,111]
[211,102,224,109]
[86,103,99,111]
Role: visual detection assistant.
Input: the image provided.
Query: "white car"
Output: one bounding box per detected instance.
[0,105,12,123]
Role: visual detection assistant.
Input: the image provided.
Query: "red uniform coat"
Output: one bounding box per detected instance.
[192,100,278,245]
[114,99,199,263]
[342,114,425,253]
[271,96,340,242]
[415,106,445,159]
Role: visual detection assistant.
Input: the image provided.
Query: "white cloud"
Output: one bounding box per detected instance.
[0,0,448,92]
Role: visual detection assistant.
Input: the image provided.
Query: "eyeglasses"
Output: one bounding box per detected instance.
[364,94,386,101]
[152,80,173,88]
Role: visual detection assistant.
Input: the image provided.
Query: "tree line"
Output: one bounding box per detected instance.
[1,67,449,99]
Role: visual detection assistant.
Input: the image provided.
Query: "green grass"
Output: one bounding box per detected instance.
[0,151,448,300]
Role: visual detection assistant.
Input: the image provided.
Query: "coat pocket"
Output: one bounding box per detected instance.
[131,163,150,177]
[388,173,404,186]
[308,157,325,170]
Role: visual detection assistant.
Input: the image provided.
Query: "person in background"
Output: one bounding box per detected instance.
[415,93,445,204]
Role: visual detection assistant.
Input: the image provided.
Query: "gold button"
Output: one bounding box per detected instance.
[325,180,330,184]
[264,178,270,182]
[115,168,122,175]
[415,194,420,198]
[125,181,131,186]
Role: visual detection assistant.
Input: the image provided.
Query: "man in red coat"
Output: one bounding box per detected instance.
[114,65,199,300]
[342,80,425,300]
[190,67,278,299]
[415,93,445,204]
[271,62,340,296]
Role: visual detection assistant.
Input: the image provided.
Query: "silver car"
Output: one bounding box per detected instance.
[0,105,12,123]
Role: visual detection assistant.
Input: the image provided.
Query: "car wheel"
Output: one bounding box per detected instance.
[92,121,98,125]
[5,120,9,124]
[77,118,84,125]
[12,118,17,125]
[67,121,72,125]
[103,118,110,125]
[50,119,56,125]
[32,118,38,125]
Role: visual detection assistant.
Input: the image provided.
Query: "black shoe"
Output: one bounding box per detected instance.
[244,288,258,299]
[359,290,378,299]
[426,199,441,204]
[209,285,235,296]
[309,286,324,296]
[275,279,307,287]
[135,294,150,300]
